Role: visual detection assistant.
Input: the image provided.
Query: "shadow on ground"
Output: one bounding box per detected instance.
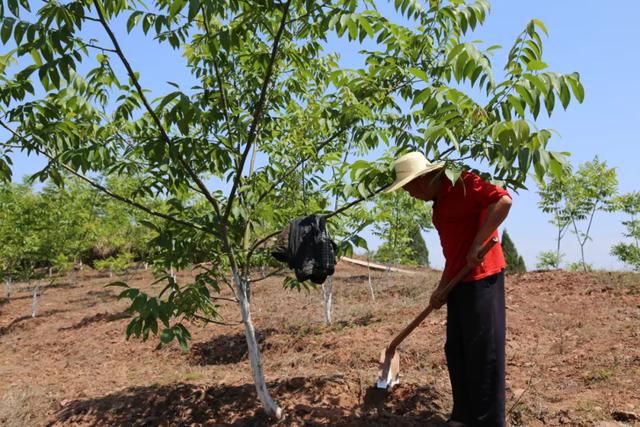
[59,311,131,331]
[0,309,69,336]
[188,329,277,366]
[48,376,447,426]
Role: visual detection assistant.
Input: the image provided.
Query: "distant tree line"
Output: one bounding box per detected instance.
[0,176,159,282]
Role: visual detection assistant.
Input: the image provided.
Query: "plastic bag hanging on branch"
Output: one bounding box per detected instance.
[271,214,337,284]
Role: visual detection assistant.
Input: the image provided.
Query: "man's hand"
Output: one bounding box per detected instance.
[429,286,448,310]
[466,242,485,268]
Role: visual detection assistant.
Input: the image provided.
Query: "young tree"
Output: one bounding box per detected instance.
[0,0,584,418]
[538,157,617,271]
[537,167,573,267]
[409,225,430,267]
[565,158,618,272]
[535,250,563,270]
[373,190,433,266]
[501,229,525,273]
[611,192,640,271]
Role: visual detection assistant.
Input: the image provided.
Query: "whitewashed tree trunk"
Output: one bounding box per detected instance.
[232,270,282,419]
[31,285,40,317]
[4,278,12,298]
[321,276,334,325]
[144,262,148,271]
[366,259,376,303]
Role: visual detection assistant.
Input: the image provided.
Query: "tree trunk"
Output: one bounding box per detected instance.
[580,243,587,272]
[232,270,282,419]
[31,285,40,318]
[556,226,562,268]
[366,260,376,303]
[321,276,333,325]
[4,278,12,298]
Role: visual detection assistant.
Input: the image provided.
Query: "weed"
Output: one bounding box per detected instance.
[583,368,613,385]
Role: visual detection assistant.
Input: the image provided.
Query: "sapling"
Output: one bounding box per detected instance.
[321,276,334,325]
[31,284,40,318]
[4,277,12,298]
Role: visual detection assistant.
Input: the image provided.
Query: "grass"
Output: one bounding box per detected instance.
[0,385,55,427]
[583,368,614,385]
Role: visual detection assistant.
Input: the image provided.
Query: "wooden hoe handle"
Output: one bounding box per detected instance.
[384,237,499,355]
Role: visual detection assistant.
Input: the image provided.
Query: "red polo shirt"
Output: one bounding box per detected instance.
[432,172,511,282]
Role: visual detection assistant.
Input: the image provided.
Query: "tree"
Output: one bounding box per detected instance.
[501,229,525,273]
[536,250,562,270]
[538,157,617,271]
[373,190,432,266]
[567,158,618,272]
[409,225,430,267]
[611,192,640,271]
[537,167,572,267]
[0,0,584,418]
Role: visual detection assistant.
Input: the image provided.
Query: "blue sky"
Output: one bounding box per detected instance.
[6,1,640,270]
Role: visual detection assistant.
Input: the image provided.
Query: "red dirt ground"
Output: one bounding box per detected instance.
[1,262,639,426]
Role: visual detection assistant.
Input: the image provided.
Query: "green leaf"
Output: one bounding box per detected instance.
[445,167,462,184]
[408,67,428,82]
[531,18,549,36]
[526,60,548,71]
[566,73,585,103]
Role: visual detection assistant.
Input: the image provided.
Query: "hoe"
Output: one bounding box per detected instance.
[376,237,499,389]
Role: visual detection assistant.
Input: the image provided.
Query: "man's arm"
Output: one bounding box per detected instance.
[467,195,512,267]
[429,269,448,309]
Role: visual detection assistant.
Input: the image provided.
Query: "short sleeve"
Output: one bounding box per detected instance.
[467,173,511,208]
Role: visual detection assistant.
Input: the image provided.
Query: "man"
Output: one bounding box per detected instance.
[385,151,512,427]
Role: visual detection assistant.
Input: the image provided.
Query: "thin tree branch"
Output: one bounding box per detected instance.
[325,187,385,220]
[247,229,282,262]
[78,42,117,54]
[253,125,350,207]
[250,267,285,283]
[1,121,207,234]
[201,6,236,150]
[223,0,292,220]
[93,0,223,219]
[192,314,242,326]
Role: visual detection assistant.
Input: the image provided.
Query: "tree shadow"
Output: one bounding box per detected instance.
[48,282,77,290]
[68,290,118,309]
[0,309,68,336]
[59,311,131,331]
[48,376,448,426]
[188,329,277,366]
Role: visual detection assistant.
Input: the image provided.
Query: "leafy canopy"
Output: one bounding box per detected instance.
[0,0,584,346]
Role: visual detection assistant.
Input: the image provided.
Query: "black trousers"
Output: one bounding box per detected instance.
[445,271,505,427]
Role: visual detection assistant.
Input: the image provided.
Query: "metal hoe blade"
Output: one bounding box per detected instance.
[376,348,400,389]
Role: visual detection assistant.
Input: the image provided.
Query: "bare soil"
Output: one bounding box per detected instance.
[1,262,639,426]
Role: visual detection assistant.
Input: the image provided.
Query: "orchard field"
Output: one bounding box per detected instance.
[1,0,640,425]
[1,262,638,426]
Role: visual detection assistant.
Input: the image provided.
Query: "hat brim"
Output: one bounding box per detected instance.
[384,163,444,193]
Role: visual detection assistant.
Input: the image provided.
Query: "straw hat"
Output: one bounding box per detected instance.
[384,152,444,193]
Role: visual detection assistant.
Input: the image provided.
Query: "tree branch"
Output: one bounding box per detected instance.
[249,267,285,283]
[223,0,292,220]
[200,6,236,150]
[0,121,207,234]
[253,125,350,207]
[93,0,223,219]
